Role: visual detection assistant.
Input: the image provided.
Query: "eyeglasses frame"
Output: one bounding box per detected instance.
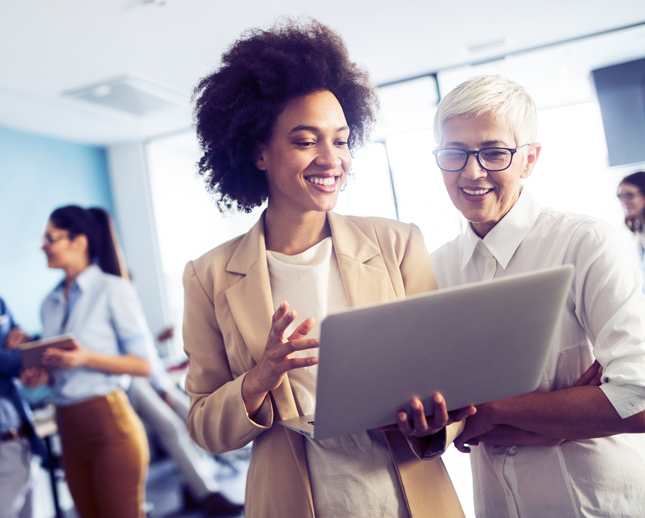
[433,143,531,172]
[43,231,72,245]
[617,191,643,202]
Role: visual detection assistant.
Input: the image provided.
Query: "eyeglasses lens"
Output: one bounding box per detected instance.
[436,148,513,172]
[617,193,641,201]
[436,150,468,171]
[43,233,67,244]
[479,149,512,170]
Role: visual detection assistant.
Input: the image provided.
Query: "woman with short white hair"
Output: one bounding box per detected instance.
[431,74,645,518]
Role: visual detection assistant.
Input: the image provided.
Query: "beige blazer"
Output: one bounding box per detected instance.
[183,211,465,518]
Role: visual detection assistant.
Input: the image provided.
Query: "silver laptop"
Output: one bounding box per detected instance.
[279,265,574,440]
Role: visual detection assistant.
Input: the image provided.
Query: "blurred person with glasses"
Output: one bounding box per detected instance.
[32,205,152,518]
[617,171,645,292]
[430,74,645,518]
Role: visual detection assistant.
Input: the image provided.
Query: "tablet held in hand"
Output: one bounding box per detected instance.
[19,333,76,369]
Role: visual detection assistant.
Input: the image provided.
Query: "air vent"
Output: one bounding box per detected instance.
[62,75,188,116]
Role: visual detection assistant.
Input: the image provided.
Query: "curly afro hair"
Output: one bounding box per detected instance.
[192,18,379,212]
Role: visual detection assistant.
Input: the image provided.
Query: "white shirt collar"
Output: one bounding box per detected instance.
[75,263,103,292]
[51,263,103,299]
[460,189,542,271]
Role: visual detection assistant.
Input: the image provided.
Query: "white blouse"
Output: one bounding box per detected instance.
[267,237,409,518]
[41,264,152,407]
[431,190,645,518]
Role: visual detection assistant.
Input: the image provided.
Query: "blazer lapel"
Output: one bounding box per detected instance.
[223,211,394,514]
[224,212,392,419]
[224,213,300,420]
[224,216,273,366]
[328,212,391,307]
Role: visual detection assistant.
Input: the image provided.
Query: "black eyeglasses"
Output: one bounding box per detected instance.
[433,144,530,172]
[617,192,643,202]
[43,232,70,245]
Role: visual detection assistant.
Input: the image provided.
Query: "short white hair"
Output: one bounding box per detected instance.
[433,74,538,147]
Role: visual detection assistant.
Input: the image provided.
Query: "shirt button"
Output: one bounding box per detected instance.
[508,446,518,455]
[505,489,512,497]
[487,262,493,269]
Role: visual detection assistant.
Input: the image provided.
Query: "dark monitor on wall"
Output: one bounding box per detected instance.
[591,58,645,167]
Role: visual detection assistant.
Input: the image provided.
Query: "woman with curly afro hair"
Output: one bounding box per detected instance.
[183,18,471,518]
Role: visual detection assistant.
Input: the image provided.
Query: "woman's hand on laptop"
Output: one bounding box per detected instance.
[390,393,476,437]
[242,301,319,418]
[453,362,600,452]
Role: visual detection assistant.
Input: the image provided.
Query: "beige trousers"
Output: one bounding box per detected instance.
[57,390,149,518]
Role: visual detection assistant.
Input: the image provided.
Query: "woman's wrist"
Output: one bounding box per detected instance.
[242,368,268,418]
[80,349,96,368]
[481,400,501,428]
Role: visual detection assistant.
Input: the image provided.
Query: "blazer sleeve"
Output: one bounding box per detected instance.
[183,260,273,455]
[0,349,22,377]
[400,223,439,296]
[400,223,465,458]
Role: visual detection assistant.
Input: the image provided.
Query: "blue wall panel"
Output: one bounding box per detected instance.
[0,126,113,333]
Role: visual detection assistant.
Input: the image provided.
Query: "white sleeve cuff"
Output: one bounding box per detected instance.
[600,383,645,418]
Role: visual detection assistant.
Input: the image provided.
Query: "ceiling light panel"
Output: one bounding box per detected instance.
[62,76,188,117]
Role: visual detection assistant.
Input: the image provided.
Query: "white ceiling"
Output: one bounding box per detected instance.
[1,0,645,145]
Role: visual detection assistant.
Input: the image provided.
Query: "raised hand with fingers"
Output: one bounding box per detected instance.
[387,393,476,438]
[242,301,319,418]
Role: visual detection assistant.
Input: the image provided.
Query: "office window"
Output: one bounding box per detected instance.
[386,129,463,253]
[146,132,262,359]
[335,142,397,219]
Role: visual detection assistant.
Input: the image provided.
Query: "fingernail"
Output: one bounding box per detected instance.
[434,393,442,404]
[397,412,407,421]
[412,399,421,410]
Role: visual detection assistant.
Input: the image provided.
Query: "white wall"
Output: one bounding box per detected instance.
[107,142,169,338]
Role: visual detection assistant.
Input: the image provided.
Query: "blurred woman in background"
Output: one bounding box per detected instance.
[38,205,151,518]
[617,171,645,291]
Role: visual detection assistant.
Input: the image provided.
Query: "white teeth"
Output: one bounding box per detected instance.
[463,187,492,195]
[307,177,335,186]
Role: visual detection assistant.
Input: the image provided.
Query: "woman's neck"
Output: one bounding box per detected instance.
[63,262,90,295]
[264,206,330,256]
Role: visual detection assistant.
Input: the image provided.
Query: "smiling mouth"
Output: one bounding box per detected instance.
[461,187,493,196]
[306,175,339,186]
